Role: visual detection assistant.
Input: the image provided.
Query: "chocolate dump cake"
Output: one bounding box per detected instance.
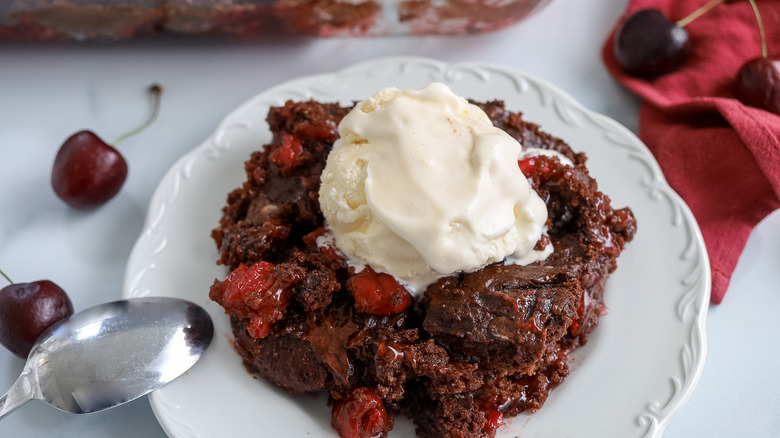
[209,86,636,438]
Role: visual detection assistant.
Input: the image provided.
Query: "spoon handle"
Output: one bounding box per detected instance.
[0,369,35,420]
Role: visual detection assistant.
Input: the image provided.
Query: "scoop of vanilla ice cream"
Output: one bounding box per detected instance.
[318,82,549,295]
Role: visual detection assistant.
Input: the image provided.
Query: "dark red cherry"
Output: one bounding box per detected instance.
[51,130,128,209]
[51,84,163,210]
[0,274,74,358]
[735,57,780,115]
[613,9,692,78]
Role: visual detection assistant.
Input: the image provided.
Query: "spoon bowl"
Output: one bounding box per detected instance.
[0,297,213,418]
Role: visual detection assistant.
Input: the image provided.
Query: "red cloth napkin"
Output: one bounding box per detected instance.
[602,0,780,304]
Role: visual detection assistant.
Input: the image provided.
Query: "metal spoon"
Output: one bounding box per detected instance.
[0,296,213,419]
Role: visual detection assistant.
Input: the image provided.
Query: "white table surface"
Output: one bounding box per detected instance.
[1,0,779,436]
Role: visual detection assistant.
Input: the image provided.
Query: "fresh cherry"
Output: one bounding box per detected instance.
[734,0,779,115]
[51,84,162,209]
[0,269,74,358]
[51,130,128,209]
[613,0,726,78]
[613,9,691,78]
[736,56,780,115]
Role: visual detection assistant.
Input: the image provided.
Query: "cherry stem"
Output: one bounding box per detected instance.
[0,269,13,285]
[746,0,767,58]
[112,84,164,147]
[676,0,726,28]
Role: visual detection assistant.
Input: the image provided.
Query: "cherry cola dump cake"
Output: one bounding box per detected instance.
[209,83,636,438]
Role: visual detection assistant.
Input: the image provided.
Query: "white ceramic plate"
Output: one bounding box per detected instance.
[123,57,710,438]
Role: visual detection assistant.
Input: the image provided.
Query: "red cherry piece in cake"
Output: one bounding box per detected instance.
[483,411,504,437]
[518,156,537,175]
[519,155,556,178]
[209,261,288,339]
[331,387,392,438]
[348,268,412,316]
[270,134,304,174]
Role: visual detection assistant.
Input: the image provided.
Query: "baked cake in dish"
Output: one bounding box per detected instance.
[0,0,548,41]
[209,85,636,438]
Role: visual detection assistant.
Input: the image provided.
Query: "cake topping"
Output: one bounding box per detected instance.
[319,83,549,295]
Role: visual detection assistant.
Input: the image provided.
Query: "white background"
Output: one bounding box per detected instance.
[1,0,779,436]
